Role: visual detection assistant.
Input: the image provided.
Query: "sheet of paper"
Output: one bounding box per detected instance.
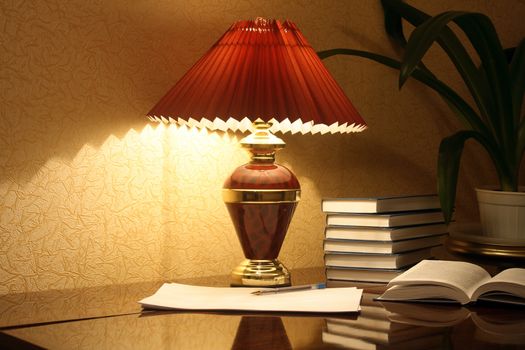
[139,283,362,313]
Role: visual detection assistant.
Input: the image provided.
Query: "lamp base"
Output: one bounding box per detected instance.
[230,259,291,287]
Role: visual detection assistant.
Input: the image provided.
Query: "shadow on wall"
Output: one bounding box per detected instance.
[0,0,226,185]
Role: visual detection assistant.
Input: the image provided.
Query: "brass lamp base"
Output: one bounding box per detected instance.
[230,259,291,287]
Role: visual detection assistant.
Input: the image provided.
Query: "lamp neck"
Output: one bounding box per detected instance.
[240,119,285,164]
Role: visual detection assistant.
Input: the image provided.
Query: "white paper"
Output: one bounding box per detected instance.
[139,283,362,313]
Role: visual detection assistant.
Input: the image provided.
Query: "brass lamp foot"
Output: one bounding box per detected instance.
[230,259,291,287]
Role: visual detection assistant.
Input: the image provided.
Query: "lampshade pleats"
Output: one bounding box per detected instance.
[148,19,367,134]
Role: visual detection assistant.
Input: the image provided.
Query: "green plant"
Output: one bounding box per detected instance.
[319,0,525,223]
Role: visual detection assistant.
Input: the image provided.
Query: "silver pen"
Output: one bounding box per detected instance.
[251,283,326,295]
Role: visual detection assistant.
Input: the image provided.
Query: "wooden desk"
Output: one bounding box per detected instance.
[1,268,524,349]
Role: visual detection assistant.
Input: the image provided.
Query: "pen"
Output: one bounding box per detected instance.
[251,282,326,295]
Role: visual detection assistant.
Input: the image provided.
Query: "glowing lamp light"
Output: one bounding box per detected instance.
[148,18,366,287]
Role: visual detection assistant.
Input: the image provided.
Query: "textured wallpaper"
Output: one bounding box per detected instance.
[1,0,524,294]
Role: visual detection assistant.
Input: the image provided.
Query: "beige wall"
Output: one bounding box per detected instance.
[1,0,524,294]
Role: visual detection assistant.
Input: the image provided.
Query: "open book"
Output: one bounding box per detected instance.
[376,260,525,305]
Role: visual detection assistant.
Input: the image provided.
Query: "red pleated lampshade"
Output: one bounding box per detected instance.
[148,18,366,134]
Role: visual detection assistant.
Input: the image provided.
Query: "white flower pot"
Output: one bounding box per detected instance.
[476,187,525,244]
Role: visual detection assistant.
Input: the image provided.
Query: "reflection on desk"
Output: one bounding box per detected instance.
[3,312,326,349]
[1,268,525,349]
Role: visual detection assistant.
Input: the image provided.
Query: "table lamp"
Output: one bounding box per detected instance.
[148,18,366,287]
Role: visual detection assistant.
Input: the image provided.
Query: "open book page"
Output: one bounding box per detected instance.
[472,268,525,302]
[139,283,363,313]
[385,260,491,303]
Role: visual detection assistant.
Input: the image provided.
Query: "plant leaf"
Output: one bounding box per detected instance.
[318,50,507,190]
[398,12,465,87]
[438,129,515,222]
[438,131,481,223]
[510,39,525,126]
[381,0,429,27]
[401,11,517,167]
[381,0,407,48]
[381,0,435,76]
[382,1,494,130]
[454,14,513,160]
[518,119,525,178]
[318,48,489,135]
[504,47,516,63]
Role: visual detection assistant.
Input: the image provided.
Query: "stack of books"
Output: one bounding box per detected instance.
[322,293,446,349]
[322,194,448,285]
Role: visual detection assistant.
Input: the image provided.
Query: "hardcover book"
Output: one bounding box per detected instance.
[324,234,445,254]
[322,194,440,214]
[326,279,386,288]
[326,266,410,283]
[324,223,448,241]
[324,247,434,269]
[326,210,444,228]
[377,260,525,305]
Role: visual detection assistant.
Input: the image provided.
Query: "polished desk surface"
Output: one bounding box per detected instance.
[1,267,524,350]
